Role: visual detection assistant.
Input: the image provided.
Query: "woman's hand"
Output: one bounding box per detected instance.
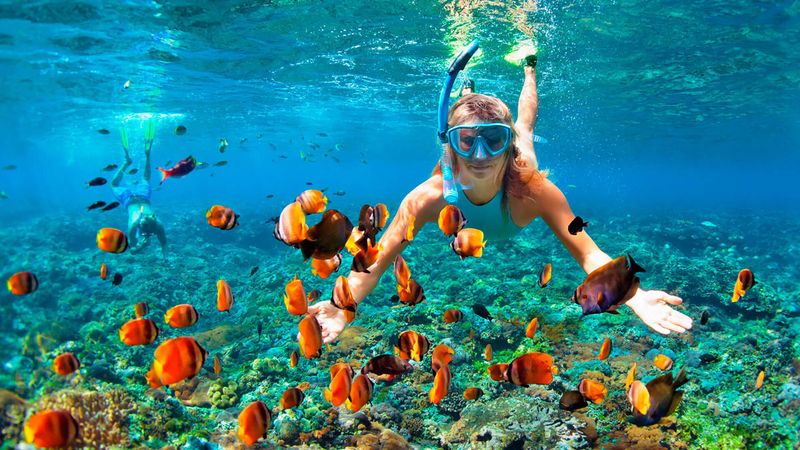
[626,290,693,335]
[306,300,348,344]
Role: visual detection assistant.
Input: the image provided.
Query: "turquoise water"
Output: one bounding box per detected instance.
[1,1,799,449]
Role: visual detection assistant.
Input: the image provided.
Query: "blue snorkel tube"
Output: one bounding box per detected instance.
[438,40,480,204]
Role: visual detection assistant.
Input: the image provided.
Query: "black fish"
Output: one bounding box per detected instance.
[3,164,16,170]
[360,355,413,379]
[572,254,645,315]
[249,266,259,277]
[298,210,354,260]
[317,132,328,137]
[87,177,107,187]
[333,191,346,196]
[257,322,263,341]
[101,202,120,212]
[102,164,118,171]
[97,129,111,135]
[213,161,228,167]
[175,125,187,135]
[128,168,138,175]
[632,368,688,426]
[472,304,493,321]
[559,390,588,411]
[279,155,288,159]
[239,138,247,144]
[265,194,274,199]
[700,310,709,325]
[112,273,123,286]
[87,201,107,211]
[568,216,589,235]
[305,181,313,186]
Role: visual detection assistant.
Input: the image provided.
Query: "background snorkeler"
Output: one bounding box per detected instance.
[305,45,693,343]
[110,120,167,256]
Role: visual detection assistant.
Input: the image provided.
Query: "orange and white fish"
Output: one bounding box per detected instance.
[598,337,612,360]
[96,227,128,253]
[538,263,552,288]
[206,205,239,230]
[119,318,159,346]
[284,276,308,315]
[296,189,328,214]
[450,228,486,259]
[438,205,466,236]
[525,317,539,338]
[7,271,38,295]
[579,379,607,404]
[297,314,323,359]
[146,337,207,388]
[273,201,308,246]
[217,280,234,312]
[237,401,271,446]
[731,268,756,302]
[429,364,451,405]
[311,254,342,279]
[53,353,80,376]
[653,354,673,371]
[164,304,199,328]
[324,363,354,407]
[24,410,79,448]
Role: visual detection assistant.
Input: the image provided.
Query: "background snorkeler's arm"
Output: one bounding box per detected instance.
[347,176,447,304]
[514,65,538,168]
[111,148,133,187]
[155,221,167,256]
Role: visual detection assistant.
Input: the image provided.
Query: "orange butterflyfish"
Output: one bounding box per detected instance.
[24,409,79,448]
[146,336,207,388]
[237,400,271,446]
[627,380,650,414]
[297,314,323,359]
[463,387,483,401]
[653,354,673,371]
[731,268,755,302]
[394,279,425,306]
[311,254,342,279]
[346,373,374,412]
[345,227,364,256]
[450,228,486,260]
[394,330,431,362]
[100,263,108,280]
[374,203,390,228]
[331,275,356,313]
[393,255,411,290]
[164,304,199,328]
[538,263,552,288]
[134,302,149,318]
[579,379,607,404]
[280,387,305,410]
[290,350,299,368]
[431,344,454,374]
[283,275,308,315]
[501,352,556,386]
[437,205,466,236]
[484,344,492,362]
[625,362,637,392]
[213,354,222,375]
[273,201,308,246]
[119,318,159,346]
[53,352,80,376]
[351,238,382,274]
[401,215,415,243]
[598,337,612,360]
[96,227,128,253]
[429,364,451,405]
[525,317,539,338]
[7,271,38,295]
[205,204,239,230]
[216,280,234,312]
[755,370,765,389]
[296,189,328,214]
[443,309,463,324]
[324,363,354,407]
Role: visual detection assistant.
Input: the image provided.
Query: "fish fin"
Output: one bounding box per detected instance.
[673,367,688,389]
[158,168,168,184]
[666,391,684,417]
[324,388,332,402]
[627,253,646,273]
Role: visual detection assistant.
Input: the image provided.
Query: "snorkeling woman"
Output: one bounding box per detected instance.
[307,47,692,343]
[110,120,167,256]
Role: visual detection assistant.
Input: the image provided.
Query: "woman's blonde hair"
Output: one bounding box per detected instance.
[433,93,546,212]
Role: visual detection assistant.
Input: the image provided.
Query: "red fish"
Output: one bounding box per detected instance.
[598,337,612,360]
[206,205,239,230]
[7,271,38,295]
[438,205,467,236]
[119,318,159,346]
[311,254,342,279]
[96,228,128,253]
[731,268,756,302]
[297,189,328,214]
[297,314,323,359]
[489,352,557,386]
[24,410,79,448]
[217,280,234,312]
[53,353,80,376]
[146,337,207,388]
[164,304,199,328]
[450,228,486,259]
[274,201,308,246]
[157,155,196,184]
[429,364,451,404]
[443,309,463,324]
[237,401,271,446]
[346,373,374,412]
[394,330,431,362]
[525,317,539,338]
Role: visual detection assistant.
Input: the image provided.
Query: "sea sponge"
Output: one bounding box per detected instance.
[207,379,239,409]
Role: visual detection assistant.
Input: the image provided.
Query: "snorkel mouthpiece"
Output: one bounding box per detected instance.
[438,40,480,204]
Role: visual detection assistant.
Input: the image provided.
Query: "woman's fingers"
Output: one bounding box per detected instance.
[660,293,683,305]
[671,311,693,330]
[661,319,687,334]
[649,321,671,335]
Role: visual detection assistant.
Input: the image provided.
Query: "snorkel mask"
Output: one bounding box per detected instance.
[447,123,513,159]
[437,40,480,203]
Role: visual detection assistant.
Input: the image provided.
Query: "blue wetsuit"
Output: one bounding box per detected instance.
[454,184,523,241]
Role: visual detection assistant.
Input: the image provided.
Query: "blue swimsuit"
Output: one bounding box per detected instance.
[112,180,151,208]
[454,184,523,241]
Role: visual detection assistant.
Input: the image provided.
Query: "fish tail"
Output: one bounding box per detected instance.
[627,253,646,273]
[323,388,332,402]
[158,168,168,184]
[673,367,688,389]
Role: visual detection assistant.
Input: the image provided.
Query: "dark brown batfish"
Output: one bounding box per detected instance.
[360,355,413,381]
[571,254,645,315]
[559,390,588,411]
[632,367,688,426]
[299,210,354,260]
